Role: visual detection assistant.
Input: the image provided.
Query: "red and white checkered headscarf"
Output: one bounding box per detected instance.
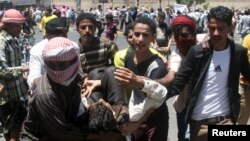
[2,9,25,24]
[42,37,80,84]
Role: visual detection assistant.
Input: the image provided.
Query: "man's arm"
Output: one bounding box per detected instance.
[167,45,197,99]
[0,42,28,78]
[114,67,168,100]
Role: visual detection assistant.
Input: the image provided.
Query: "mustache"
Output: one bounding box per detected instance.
[211,36,221,40]
[82,34,94,38]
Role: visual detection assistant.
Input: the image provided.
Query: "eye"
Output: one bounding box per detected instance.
[180,33,190,38]
[128,35,133,39]
[134,32,140,37]
[80,25,94,30]
[142,33,149,38]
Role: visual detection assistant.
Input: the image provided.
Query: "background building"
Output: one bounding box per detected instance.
[51,0,250,11]
[0,0,249,11]
[0,0,12,9]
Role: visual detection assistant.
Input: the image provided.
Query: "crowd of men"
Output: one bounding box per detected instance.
[0,3,250,141]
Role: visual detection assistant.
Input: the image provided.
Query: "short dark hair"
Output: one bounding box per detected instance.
[45,7,52,14]
[76,12,97,28]
[207,6,233,26]
[158,11,166,18]
[45,17,69,35]
[88,102,117,133]
[134,16,156,36]
[105,14,113,22]
[124,23,134,36]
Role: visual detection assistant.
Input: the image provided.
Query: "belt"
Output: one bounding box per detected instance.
[195,115,231,123]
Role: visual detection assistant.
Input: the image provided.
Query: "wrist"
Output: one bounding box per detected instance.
[136,76,144,90]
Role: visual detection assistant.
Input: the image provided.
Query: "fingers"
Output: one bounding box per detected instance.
[201,34,210,49]
[114,68,131,86]
[81,88,90,97]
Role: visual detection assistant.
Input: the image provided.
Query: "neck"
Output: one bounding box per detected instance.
[80,38,93,49]
[213,40,229,51]
[134,49,153,64]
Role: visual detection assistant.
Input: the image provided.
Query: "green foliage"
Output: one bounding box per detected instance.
[176,0,206,7]
[203,2,209,10]
[195,0,206,4]
[176,0,194,7]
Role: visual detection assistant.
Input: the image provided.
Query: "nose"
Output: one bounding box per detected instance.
[213,28,220,36]
[138,34,144,42]
[85,26,91,32]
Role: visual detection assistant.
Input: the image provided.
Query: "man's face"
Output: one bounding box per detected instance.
[5,23,23,37]
[174,25,196,55]
[126,29,134,46]
[77,19,96,43]
[208,18,232,49]
[157,16,165,24]
[132,23,154,53]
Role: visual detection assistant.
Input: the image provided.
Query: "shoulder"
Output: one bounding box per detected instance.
[0,34,6,47]
[149,48,162,57]
[114,48,129,67]
[188,44,206,57]
[152,55,166,67]
[32,76,56,103]
[99,37,118,49]
[115,48,129,56]
[234,42,247,52]
[145,55,165,69]
[99,37,110,43]
[146,56,167,76]
[0,31,12,47]
[30,39,48,55]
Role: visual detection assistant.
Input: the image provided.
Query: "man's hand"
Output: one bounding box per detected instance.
[114,67,144,89]
[22,65,29,72]
[82,79,101,97]
[118,107,155,135]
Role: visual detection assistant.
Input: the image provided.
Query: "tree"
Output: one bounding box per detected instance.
[195,0,206,5]
[176,0,194,7]
[176,0,206,7]
[203,2,209,10]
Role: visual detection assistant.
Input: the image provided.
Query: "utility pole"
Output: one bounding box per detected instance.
[50,0,53,8]
[76,0,81,12]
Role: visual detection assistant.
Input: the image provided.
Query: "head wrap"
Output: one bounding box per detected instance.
[43,37,79,84]
[171,16,196,55]
[171,15,196,31]
[2,9,25,23]
[45,17,69,35]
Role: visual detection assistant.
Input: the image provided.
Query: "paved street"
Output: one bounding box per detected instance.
[0,25,249,141]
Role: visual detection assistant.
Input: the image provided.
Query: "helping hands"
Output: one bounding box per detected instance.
[81,77,101,97]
